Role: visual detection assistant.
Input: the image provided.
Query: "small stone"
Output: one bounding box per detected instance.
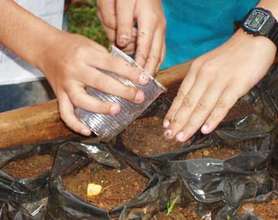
[87,183,102,197]
[203,150,210,157]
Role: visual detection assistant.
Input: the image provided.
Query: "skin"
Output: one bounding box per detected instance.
[97,0,166,74]
[163,0,278,142]
[0,0,150,136]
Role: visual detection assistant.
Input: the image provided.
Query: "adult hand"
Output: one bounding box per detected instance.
[97,0,166,74]
[163,29,277,142]
[37,32,149,136]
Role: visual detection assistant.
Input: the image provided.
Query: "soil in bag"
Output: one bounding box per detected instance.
[63,162,148,211]
[185,145,240,160]
[122,116,185,157]
[2,154,54,179]
[239,199,278,220]
[0,142,60,220]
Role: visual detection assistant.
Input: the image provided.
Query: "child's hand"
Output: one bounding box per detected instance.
[38,32,149,136]
[97,0,166,74]
[163,30,277,142]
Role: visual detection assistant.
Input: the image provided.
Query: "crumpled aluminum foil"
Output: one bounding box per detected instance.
[75,46,166,140]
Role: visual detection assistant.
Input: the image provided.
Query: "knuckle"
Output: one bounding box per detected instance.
[200,62,216,76]
[186,119,195,130]
[216,99,228,110]
[63,64,76,75]
[209,111,223,124]
[91,73,103,87]
[176,87,187,97]
[171,118,183,129]
[124,87,137,100]
[138,30,149,39]
[147,13,159,23]
[104,19,115,27]
[182,95,193,108]
[137,50,148,61]
[149,54,160,62]
[191,59,203,70]
[70,94,80,106]
[97,102,110,113]
[66,45,87,63]
[195,101,208,113]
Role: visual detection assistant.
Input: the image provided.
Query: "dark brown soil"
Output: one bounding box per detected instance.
[224,100,255,122]
[186,146,240,160]
[2,154,53,179]
[122,116,185,157]
[63,163,148,210]
[239,200,278,220]
[152,204,201,220]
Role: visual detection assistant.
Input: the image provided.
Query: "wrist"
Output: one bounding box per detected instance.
[235,28,277,53]
[33,29,63,71]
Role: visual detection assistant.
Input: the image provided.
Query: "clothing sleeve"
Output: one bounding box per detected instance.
[235,0,260,21]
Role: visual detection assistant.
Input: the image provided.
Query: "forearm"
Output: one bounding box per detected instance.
[258,0,278,18]
[0,0,61,68]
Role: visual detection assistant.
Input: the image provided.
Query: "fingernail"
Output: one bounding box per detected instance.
[110,104,121,116]
[164,129,173,139]
[135,90,145,103]
[201,124,210,134]
[176,132,187,142]
[139,73,150,85]
[81,128,91,136]
[163,120,170,128]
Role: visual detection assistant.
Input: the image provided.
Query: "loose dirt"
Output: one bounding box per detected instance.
[63,163,148,210]
[2,154,53,179]
[185,146,240,160]
[122,116,185,157]
[239,199,278,220]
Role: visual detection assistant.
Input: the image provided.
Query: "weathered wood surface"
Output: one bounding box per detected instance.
[0,61,191,148]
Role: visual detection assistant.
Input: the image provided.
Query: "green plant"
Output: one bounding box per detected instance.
[166,196,179,216]
[67,0,109,47]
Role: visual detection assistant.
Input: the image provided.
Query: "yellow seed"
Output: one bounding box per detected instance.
[87,183,102,197]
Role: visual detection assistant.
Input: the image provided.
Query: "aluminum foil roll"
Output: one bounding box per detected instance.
[75,46,166,140]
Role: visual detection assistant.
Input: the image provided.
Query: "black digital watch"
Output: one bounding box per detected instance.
[240,7,278,48]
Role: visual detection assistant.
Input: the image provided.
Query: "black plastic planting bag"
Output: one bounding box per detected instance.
[1,64,278,219]
[46,141,163,220]
[46,141,195,220]
[0,142,60,220]
[45,125,276,220]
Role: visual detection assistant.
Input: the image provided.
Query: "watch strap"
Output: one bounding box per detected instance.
[269,22,278,46]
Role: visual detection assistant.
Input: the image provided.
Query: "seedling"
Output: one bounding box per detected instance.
[166,196,179,215]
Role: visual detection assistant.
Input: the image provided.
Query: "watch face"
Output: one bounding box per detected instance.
[244,9,270,32]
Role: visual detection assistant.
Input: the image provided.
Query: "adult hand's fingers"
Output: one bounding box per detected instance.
[163,61,202,128]
[202,86,242,134]
[116,0,136,47]
[175,83,225,142]
[81,67,145,103]
[135,14,156,68]
[122,42,136,55]
[66,85,120,115]
[58,92,91,136]
[97,0,116,29]
[98,12,116,42]
[156,41,166,72]
[86,49,149,85]
[144,28,164,75]
[165,74,209,139]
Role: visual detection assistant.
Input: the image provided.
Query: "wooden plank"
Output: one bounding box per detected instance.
[0,61,192,148]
